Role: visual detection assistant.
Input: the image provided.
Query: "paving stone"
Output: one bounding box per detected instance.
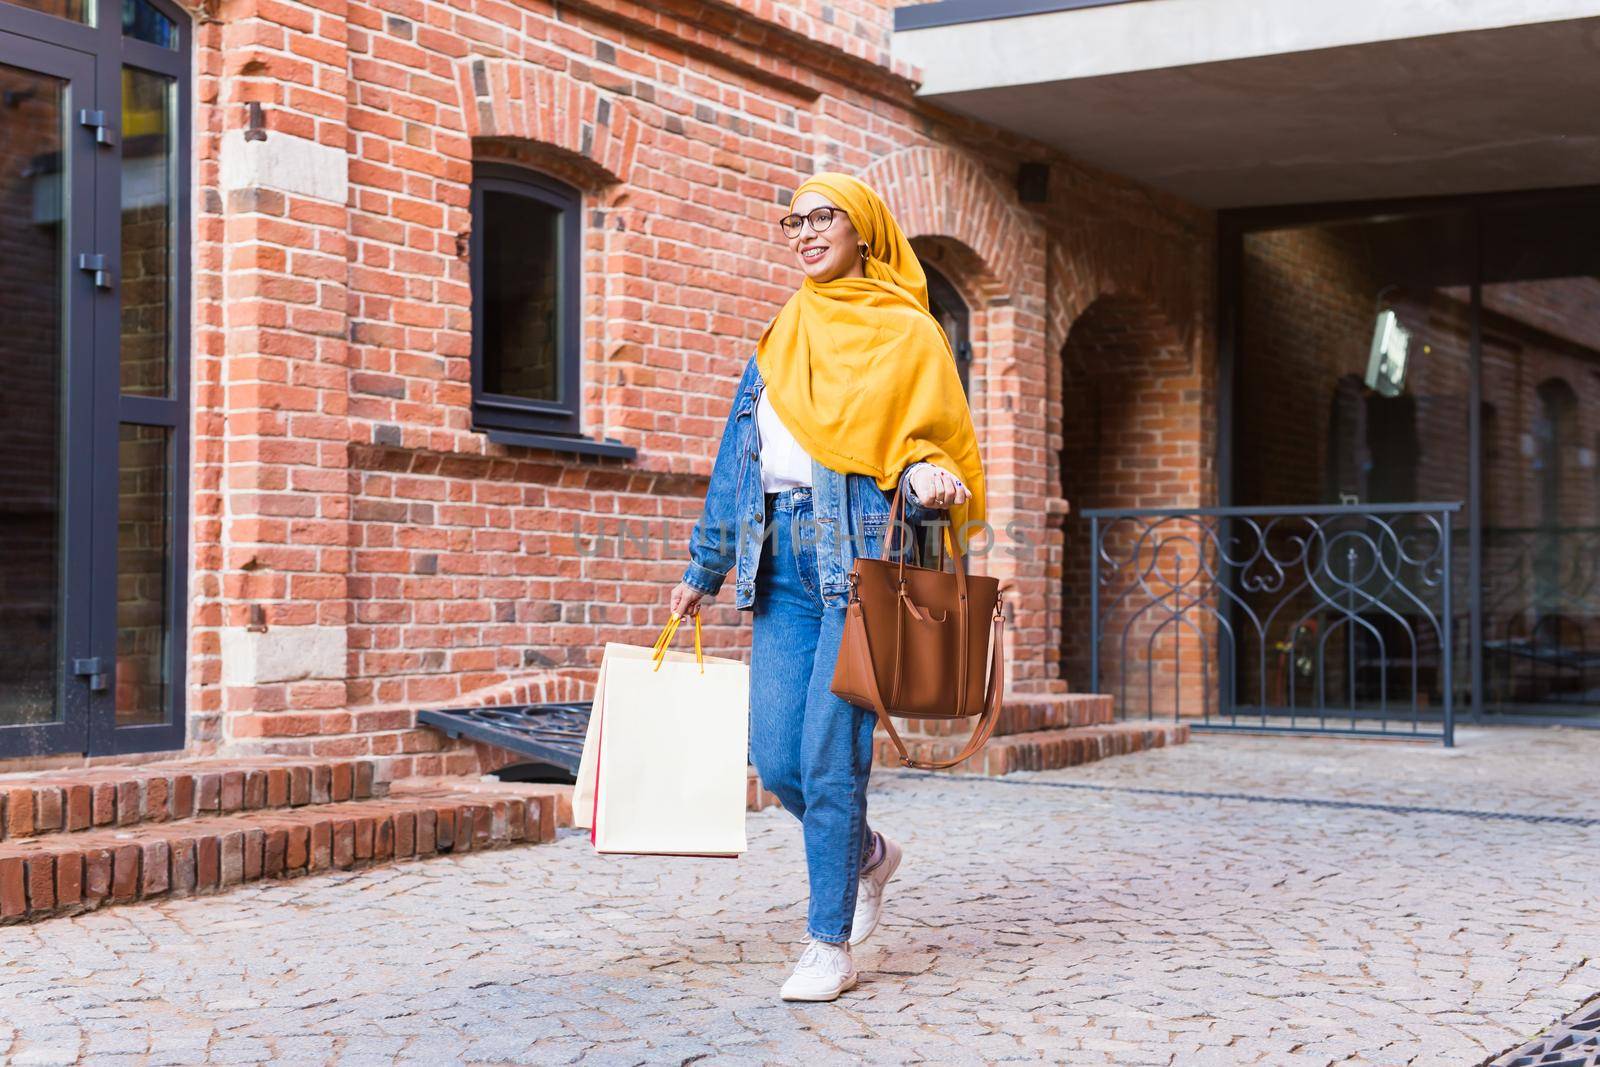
[0,730,1593,1062]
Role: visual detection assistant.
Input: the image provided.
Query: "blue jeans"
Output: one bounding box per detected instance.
[750,486,878,944]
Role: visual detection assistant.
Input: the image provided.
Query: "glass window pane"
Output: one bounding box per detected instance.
[2,0,92,24]
[1234,211,1473,722]
[121,0,174,47]
[480,188,562,403]
[0,62,68,727]
[116,424,170,727]
[1478,197,1600,720]
[120,66,175,397]
[1239,211,1474,508]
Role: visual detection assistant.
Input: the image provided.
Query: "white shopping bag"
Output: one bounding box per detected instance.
[573,614,750,856]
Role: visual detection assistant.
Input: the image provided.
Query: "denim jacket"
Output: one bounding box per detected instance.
[680,353,947,611]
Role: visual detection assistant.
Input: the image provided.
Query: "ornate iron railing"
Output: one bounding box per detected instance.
[1086,503,1461,744]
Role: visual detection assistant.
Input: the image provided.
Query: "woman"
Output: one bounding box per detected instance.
[669,173,987,1002]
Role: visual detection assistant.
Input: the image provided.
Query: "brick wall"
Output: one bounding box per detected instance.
[1057,294,1212,714]
[0,0,1215,772]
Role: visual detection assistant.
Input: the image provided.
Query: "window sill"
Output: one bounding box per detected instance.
[481,427,639,461]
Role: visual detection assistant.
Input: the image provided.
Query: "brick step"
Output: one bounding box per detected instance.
[0,782,555,925]
[891,694,1115,738]
[454,767,782,830]
[875,721,1191,777]
[0,758,387,843]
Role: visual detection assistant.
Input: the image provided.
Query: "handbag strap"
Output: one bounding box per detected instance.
[841,593,1006,771]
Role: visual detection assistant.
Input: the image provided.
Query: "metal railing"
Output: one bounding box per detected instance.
[1086,503,1461,744]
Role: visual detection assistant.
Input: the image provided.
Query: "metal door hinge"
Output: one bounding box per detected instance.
[73,657,109,692]
[77,253,112,290]
[78,109,114,146]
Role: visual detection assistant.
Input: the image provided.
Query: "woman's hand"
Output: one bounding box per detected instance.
[908,463,970,509]
[670,581,710,618]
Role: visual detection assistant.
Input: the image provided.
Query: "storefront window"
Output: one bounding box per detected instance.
[1477,201,1600,718]
[1231,191,1600,723]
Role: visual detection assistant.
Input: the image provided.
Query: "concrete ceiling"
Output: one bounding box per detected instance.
[900,16,1600,208]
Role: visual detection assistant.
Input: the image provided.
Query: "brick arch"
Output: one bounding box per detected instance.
[1047,242,1095,358]
[861,146,1027,298]
[862,147,1060,691]
[1058,293,1206,709]
[1045,227,1200,358]
[1058,292,1195,509]
[455,57,641,185]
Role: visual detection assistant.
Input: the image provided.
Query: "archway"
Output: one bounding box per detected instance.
[1058,294,1204,713]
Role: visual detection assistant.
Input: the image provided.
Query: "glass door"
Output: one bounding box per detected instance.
[0,0,189,757]
[0,32,98,756]
[1475,198,1600,722]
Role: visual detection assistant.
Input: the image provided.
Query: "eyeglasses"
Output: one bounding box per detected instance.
[779,206,849,239]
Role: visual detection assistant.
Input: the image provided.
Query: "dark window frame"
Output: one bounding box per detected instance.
[0,0,191,758]
[468,164,583,438]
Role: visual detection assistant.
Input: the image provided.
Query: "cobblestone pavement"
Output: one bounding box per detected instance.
[1,727,1597,1066]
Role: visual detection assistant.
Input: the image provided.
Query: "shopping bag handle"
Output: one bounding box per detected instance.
[651,612,705,673]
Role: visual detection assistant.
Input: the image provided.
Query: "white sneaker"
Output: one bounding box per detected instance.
[780,940,858,1002]
[849,833,903,946]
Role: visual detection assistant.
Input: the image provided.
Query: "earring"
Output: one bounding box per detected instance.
[858,243,869,261]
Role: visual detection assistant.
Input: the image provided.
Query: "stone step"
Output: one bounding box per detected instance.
[891,693,1115,738]
[0,758,387,842]
[875,721,1191,776]
[0,782,555,925]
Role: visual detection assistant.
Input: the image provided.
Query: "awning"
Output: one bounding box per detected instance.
[893,0,1600,207]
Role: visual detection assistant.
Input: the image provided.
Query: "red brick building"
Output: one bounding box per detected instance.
[3,0,1596,772]
[0,0,1211,770]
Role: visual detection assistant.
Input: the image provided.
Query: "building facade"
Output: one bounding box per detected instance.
[0,0,1212,769]
[9,0,1597,770]
[896,0,1600,733]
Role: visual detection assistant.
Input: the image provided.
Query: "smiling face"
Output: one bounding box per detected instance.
[786,191,867,283]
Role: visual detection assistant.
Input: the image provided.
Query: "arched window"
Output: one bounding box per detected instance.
[1535,378,1577,529]
[925,265,971,395]
[469,165,582,437]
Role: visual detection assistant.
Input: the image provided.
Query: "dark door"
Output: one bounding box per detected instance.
[0,31,99,756]
[0,0,189,758]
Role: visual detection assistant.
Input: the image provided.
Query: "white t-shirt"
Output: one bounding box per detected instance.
[756,389,946,501]
[756,389,814,492]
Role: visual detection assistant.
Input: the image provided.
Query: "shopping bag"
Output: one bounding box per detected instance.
[573,613,750,856]
[572,620,701,830]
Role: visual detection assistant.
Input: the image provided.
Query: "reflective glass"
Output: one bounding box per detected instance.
[1477,199,1600,719]
[116,424,170,727]
[122,0,175,47]
[480,189,562,403]
[0,62,68,727]
[2,0,91,24]
[120,66,175,396]
[1231,211,1474,721]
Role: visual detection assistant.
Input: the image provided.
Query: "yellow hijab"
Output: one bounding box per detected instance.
[755,173,986,551]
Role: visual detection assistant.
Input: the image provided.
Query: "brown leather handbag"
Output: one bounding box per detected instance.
[829,485,1006,770]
